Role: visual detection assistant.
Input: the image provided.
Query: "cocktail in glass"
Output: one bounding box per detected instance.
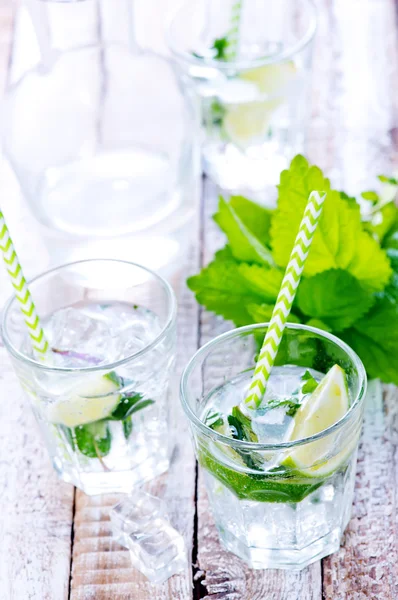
[1,259,176,495]
[181,323,366,569]
[168,0,317,199]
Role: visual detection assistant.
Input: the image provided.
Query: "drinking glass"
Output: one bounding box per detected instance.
[1,259,176,495]
[168,0,317,201]
[181,323,366,569]
[2,0,200,272]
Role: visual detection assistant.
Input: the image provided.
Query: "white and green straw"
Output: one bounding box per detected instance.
[0,210,49,357]
[245,191,327,409]
[226,1,243,60]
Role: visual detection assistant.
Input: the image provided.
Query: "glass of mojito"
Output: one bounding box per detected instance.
[1,259,176,495]
[168,0,317,199]
[181,323,366,569]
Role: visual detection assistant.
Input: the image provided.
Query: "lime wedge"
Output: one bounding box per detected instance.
[47,372,121,428]
[239,62,297,95]
[286,365,352,476]
[223,61,296,149]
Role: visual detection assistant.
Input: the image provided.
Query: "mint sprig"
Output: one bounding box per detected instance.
[188,155,398,385]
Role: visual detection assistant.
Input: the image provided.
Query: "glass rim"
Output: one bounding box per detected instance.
[1,258,177,374]
[180,323,367,451]
[166,0,317,71]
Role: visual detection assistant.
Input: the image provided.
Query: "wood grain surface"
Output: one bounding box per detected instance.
[0,0,398,598]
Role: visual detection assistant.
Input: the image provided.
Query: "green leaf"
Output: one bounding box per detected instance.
[123,417,133,439]
[378,175,398,185]
[75,421,111,458]
[342,297,398,385]
[386,248,398,272]
[229,406,258,442]
[300,370,318,394]
[296,270,375,331]
[305,318,332,332]
[365,201,398,243]
[212,36,229,60]
[229,195,273,245]
[214,197,274,265]
[265,398,301,417]
[271,155,392,291]
[361,191,379,202]
[205,408,224,430]
[247,302,301,324]
[187,256,284,325]
[110,393,154,420]
[383,220,398,251]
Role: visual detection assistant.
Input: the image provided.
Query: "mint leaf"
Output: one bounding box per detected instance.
[205,408,224,430]
[214,197,274,265]
[271,155,392,291]
[228,405,258,442]
[361,191,379,202]
[75,421,111,458]
[188,256,284,325]
[229,195,273,245]
[378,175,398,185]
[212,36,229,60]
[247,302,300,324]
[296,269,375,330]
[342,297,398,385]
[305,318,332,332]
[123,417,133,439]
[110,392,144,420]
[266,398,301,417]
[300,370,318,394]
[364,201,397,243]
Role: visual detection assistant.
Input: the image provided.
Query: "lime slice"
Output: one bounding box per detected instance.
[286,365,352,476]
[47,372,121,428]
[223,61,296,148]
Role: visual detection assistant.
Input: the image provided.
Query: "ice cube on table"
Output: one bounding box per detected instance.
[110,490,166,546]
[127,520,186,584]
[110,491,186,583]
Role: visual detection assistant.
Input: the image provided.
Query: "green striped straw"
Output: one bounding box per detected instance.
[245,191,327,409]
[0,210,49,357]
[226,1,243,60]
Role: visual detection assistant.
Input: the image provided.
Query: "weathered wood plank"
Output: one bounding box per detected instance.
[0,4,76,600]
[313,0,398,597]
[70,247,200,598]
[195,180,322,600]
[323,383,398,600]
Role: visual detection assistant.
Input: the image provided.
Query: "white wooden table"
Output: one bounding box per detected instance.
[1,0,398,598]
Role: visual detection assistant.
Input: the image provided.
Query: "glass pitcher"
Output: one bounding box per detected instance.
[2,0,200,274]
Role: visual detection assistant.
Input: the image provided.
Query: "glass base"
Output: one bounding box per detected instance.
[219,527,342,570]
[53,455,169,496]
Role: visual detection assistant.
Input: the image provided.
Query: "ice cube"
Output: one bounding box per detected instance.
[110,491,186,583]
[110,490,166,546]
[47,306,114,366]
[126,520,186,584]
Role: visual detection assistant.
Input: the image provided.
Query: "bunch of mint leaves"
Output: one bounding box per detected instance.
[188,155,398,384]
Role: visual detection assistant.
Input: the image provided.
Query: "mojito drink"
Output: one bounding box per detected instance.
[2,260,176,495]
[181,324,366,569]
[168,0,316,195]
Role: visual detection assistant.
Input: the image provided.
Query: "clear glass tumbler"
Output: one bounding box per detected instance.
[181,324,366,569]
[1,259,176,495]
[2,0,200,272]
[168,0,317,200]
